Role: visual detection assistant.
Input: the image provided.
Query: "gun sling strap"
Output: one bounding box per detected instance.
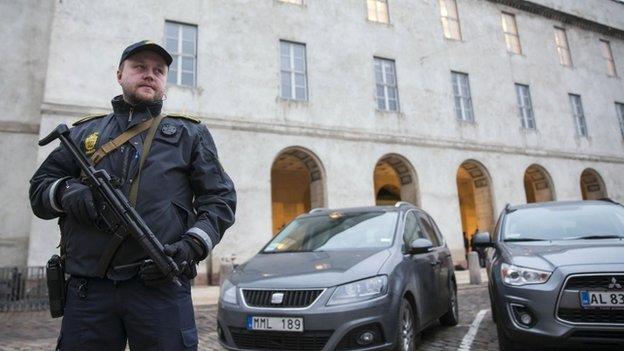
[94,113,166,277]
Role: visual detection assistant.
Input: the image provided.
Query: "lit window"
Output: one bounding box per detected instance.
[515,84,535,129]
[501,12,522,54]
[554,27,572,67]
[600,39,618,77]
[374,57,399,111]
[439,0,461,40]
[569,94,588,137]
[164,21,197,87]
[616,102,624,139]
[280,41,308,101]
[451,72,473,122]
[367,0,389,24]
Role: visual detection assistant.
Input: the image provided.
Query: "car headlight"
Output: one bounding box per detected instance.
[220,279,238,304]
[327,275,388,306]
[501,263,551,286]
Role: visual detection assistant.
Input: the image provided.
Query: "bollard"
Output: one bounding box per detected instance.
[468,251,482,285]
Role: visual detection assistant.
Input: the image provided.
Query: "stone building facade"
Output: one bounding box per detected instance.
[1,0,623,283]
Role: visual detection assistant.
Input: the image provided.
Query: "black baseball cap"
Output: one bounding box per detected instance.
[119,40,173,67]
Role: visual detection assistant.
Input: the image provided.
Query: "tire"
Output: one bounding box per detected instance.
[393,298,420,351]
[439,281,459,326]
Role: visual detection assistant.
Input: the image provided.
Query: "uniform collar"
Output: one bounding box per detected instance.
[111,95,163,129]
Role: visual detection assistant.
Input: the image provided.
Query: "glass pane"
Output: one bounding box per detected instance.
[293,44,304,59]
[447,0,458,19]
[281,72,292,91]
[281,56,291,71]
[388,99,397,111]
[387,87,396,99]
[167,69,177,84]
[377,98,386,110]
[281,83,292,99]
[165,22,178,37]
[294,57,305,71]
[280,42,290,56]
[295,87,306,100]
[181,72,194,86]
[439,0,449,17]
[294,73,305,86]
[378,2,389,23]
[454,97,462,117]
[374,63,383,83]
[182,25,196,41]
[171,56,179,71]
[182,40,195,55]
[181,57,194,71]
[442,19,452,39]
[376,85,385,99]
[165,38,178,52]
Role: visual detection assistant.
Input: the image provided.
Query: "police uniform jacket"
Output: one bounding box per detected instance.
[29,96,237,279]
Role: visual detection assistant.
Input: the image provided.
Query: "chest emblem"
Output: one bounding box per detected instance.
[84,132,99,155]
[161,124,177,136]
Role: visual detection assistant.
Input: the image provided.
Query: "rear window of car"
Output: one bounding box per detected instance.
[263,211,398,253]
[502,203,624,241]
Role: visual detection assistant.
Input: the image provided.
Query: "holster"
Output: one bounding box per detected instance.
[46,254,66,318]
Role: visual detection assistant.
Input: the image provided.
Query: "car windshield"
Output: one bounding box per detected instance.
[503,203,624,241]
[263,211,398,253]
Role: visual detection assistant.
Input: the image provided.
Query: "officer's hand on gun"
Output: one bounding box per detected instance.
[139,236,204,286]
[58,179,98,225]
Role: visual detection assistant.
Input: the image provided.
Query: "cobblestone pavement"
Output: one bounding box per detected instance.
[0,284,588,351]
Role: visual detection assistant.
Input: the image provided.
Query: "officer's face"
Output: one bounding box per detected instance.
[117,51,168,105]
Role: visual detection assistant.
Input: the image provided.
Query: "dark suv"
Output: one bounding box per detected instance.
[474,200,624,351]
[217,203,458,351]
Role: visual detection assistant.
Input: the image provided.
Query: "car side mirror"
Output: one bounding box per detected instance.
[472,232,494,248]
[408,238,434,254]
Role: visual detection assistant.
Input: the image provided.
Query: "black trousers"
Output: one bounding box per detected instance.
[56,276,198,351]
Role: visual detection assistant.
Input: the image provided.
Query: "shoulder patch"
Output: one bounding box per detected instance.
[166,113,201,123]
[72,113,107,126]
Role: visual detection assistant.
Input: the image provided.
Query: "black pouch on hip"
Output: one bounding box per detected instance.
[46,254,66,318]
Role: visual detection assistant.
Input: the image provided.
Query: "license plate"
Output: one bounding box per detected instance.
[580,291,624,308]
[247,316,304,332]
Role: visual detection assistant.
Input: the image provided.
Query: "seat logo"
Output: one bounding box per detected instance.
[271,292,284,304]
[608,277,622,289]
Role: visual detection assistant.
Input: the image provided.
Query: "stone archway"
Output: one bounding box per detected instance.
[271,147,325,235]
[456,160,495,254]
[524,164,555,203]
[580,168,607,200]
[373,154,419,206]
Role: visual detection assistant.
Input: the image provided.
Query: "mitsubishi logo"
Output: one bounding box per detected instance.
[271,292,284,304]
[608,277,622,289]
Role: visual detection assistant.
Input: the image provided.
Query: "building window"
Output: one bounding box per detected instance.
[374,57,399,111]
[501,12,521,54]
[600,39,618,77]
[367,0,389,24]
[515,84,535,129]
[164,21,197,87]
[451,71,473,122]
[278,0,303,4]
[554,27,572,67]
[280,41,307,101]
[569,94,588,137]
[616,102,624,139]
[439,0,461,40]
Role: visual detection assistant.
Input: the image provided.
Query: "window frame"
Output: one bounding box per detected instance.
[554,27,573,67]
[600,39,618,77]
[569,93,588,137]
[439,0,462,40]
[515,83,536,129]
[501,12,522,55]
[164,21,198,87]
[451,71,474,122]
[616,102,624,139]
[279,40,308,101]
[374,57,400,112]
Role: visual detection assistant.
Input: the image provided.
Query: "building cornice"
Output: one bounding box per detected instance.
[0,121,40,134]
[489,0,624,40]
[39,101,624,165]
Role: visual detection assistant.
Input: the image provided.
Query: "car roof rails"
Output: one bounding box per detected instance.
[309,208,326,213]
[597,198,623,206]
[503,203,517,214]
[394,201,413,208]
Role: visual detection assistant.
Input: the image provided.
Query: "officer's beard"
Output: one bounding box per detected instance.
[122,87,164,107]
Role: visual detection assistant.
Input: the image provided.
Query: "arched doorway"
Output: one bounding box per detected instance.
[524,164,555,203]
[373,154,419,206]
[271,147,325,235]
[456,160,495,255]
[580,168,607,200]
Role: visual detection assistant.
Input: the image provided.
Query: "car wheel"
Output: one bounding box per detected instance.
[393,298,419,351]
[439,281,459,326]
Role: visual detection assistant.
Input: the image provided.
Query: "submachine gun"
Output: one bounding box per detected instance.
[40,124,182,317]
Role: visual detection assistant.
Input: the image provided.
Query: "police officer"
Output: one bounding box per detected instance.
[29,40,236,350]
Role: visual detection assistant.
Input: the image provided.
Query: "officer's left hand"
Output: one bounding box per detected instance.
[139,236,204,286]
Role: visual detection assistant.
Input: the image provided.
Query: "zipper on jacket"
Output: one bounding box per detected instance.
[128,108,133,123]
